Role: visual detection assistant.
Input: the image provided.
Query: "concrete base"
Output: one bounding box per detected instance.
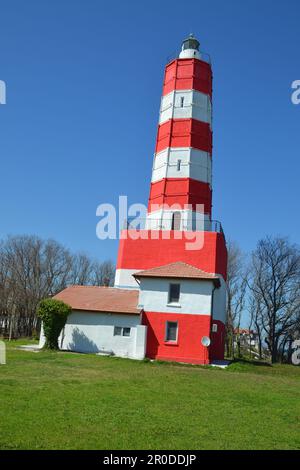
[210,360,231,368]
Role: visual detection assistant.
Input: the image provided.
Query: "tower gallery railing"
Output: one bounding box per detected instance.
[166,50,211,65]
[123,218,224,236]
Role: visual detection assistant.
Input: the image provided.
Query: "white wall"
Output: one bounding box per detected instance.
[151,147,212,184]
[138,277,214,315]
[114,272,227,323]
[211,277,227,323]
[159,90,212,126]
[39,311,147,360]
[179,49,201,59]
[145,209,211,231]
[114,268,140,289]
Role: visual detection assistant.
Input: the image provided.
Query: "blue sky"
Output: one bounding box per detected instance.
[0,0,299,263]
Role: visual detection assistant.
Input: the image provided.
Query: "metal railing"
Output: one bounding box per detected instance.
[166,50,211,65]
[211,220,224,234]
[123,218,224,235]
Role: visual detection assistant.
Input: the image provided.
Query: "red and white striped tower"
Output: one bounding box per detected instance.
[146,35,213,232]
[114,36,227,362]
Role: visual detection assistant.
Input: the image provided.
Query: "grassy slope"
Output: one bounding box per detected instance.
[0,341,299,450]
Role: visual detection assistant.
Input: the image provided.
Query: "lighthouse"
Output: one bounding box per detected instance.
[115,35,228,364]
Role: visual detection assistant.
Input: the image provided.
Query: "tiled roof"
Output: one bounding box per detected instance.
[133,262,220,286]
[54,286,140,315]
[233,328,255,335]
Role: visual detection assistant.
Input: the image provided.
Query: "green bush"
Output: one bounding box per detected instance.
[37,298,71,350]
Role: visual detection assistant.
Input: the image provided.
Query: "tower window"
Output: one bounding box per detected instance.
[171,211,181,230]
[180,96,184,107]
[165,321,178,342]
[177,159,181,171]
[168,283,180,303]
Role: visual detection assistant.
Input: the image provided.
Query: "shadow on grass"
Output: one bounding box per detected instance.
[230,358,272,368]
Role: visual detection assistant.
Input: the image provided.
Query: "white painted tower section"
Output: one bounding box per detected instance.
[179,49,201,59]
[159,90,212,126]
[151,148,212,185]
[145,209,211,231]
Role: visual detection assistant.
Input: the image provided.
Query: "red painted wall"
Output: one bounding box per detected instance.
[155,119,212,154]
[163,58,212,97]
[117,230,227,280]
[142,311,211,364]
[148,178,212,214]
[142,311,224,364]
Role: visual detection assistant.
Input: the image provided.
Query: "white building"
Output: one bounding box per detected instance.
[39,286,147,360]
[40,261,226,365]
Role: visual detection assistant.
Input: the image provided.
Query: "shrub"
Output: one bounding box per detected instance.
[37,298,71,350]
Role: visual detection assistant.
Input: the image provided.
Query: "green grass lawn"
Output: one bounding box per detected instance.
[0,340,300,450]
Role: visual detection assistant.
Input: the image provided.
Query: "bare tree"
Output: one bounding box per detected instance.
[225,240,248,358]
[0,235,115,338]
[248,295,264,359]
[248,236,300,363]
[69,253,94,285]
[0,236,72,337]
[92,260,115,286]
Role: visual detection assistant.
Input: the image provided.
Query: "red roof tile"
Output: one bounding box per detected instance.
[133,262,220,286]
[233,328,255,335]
[54,286,140,315]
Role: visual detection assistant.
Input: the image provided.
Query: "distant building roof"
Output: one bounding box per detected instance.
[233,328,257,335]
[133,262,220,287]
[54,286,140,315]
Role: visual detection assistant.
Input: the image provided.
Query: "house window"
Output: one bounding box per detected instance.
[177,159,181,171]
[180,96,184,107]
[212,323,218,333]
[166,321,178,342]
[168,283,180,303]
[114,326,131,336]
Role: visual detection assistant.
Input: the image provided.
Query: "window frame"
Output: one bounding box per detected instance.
[114,326,131,337]
[165,320,178,343]
[171,211,181,231]
[168,283,181,304]
[122,327,131,337]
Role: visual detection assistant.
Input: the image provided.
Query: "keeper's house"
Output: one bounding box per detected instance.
[39,261,225,365]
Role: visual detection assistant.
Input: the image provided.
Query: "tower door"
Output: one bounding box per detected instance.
[171,212,181,230]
